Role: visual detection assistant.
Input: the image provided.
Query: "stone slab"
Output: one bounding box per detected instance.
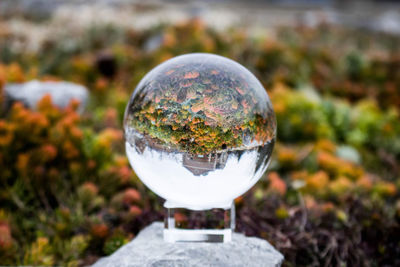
[93,222,284,267]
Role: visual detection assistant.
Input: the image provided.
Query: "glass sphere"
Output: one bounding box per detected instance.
[124,53,276,209]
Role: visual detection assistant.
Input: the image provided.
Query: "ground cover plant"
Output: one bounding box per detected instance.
[0,19,399,266]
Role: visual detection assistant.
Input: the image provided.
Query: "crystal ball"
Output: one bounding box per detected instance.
[124,53,276,209]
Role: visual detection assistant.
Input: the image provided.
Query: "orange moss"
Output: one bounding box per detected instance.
[16,154,30,173]
[317,151,363,179]
[374,181,397,196]
[304,195,317,209]
[306,171,329,190]
[291,170,309,181]
[81,182,99,196]
[128,205,142,217]
[356,175,373,190]
[122,189,141,204]
[91,224,109,239]
[0,224,12,250]
[315,139,336,153]
[63,141,80,159]
[104,108,118,127]
[95,78,108,92]
[329,176,353,194]
[5,63,24,82]
[321,202,335,212]
[118,166,132,184]
[41,144,58,161]
[87,160,97,170]
[267,172,287,196]
[278,146,297,165]
[0,120,14,146]
[97,128,123,148]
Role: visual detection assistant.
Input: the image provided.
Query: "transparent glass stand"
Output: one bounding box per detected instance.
[164,201,235,243]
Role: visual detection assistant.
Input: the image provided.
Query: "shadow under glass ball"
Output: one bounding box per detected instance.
[124,53,276,209]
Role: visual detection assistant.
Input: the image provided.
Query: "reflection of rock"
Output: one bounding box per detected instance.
[4,80,88,112]
[126,130,230,176]
[130,133,175,154]
[183,152,227,176]
[130,133,146,154]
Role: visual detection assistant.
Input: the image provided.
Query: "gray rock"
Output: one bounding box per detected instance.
[144,34,163,53]
[374,11,400,35]
[93,222,284,267]
[336,145,361,164]
[4,80,89,113]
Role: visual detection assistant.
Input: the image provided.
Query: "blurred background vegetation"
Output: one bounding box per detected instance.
[0,0,399,266]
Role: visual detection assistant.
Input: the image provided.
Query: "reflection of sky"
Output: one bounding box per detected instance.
[126,141,271,209]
